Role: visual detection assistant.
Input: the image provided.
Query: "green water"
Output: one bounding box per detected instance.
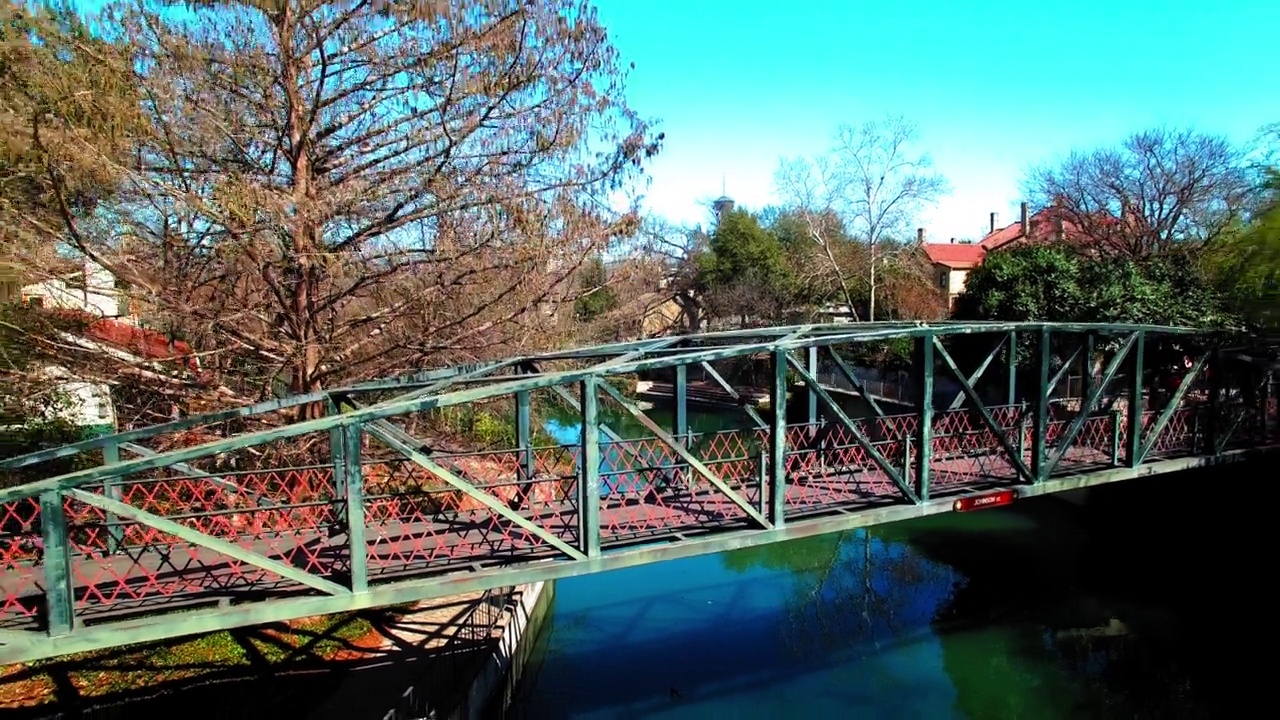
[510,405,1249,719]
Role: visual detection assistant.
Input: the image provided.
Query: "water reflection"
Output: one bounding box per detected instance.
[514,406,1229,718]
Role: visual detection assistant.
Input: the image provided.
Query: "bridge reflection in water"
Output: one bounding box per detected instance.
[0,322,1274,664]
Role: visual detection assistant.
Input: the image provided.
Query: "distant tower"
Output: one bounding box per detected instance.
[712,175,735,224]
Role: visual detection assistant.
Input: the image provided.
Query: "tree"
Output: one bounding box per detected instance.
[776,115,948,320]
[573,255,617,322]
[953,245,1087,323]
[46,1,660,417]
[696,208,793,326]
[1206,168,1280,328]
[0,0,139,258]
[955,243,1235,329]
[1024,128,1256,258]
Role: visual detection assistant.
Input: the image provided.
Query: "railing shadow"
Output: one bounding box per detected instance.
[0,592,506,720]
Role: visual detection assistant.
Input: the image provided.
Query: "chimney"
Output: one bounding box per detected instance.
[1054,216,1065,242]
[950,237,956,244]
[1020,202,1030,237]
[989,212,998,234]
[916,227,924,244]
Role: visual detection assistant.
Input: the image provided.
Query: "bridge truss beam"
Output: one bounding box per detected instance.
[0,322,1274,664]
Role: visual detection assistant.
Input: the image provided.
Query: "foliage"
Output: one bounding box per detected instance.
[953,245,1087,322]
[1023,127,1257,258]
[0,0,139,257]
[696,208,794,324]
[1204,169,1280,329]
[573,255,618,322]
[954,243,1238,329]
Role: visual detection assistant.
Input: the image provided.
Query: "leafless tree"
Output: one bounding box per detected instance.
[626,215,706,332]
[34,1,659,418]
[1023,127,1256,258]
[776,115,948,320]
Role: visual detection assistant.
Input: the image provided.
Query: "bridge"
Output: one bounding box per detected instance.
[0,321,1274,664]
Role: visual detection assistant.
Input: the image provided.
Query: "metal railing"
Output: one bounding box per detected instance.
[381,585,517,720]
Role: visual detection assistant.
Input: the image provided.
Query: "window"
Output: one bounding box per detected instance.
[938,272,948,288]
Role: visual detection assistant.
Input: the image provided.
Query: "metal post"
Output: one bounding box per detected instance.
[912,334,933,501]
[806,345,819,427]
[101,440,123,554]
[1081,333,1095,409]
[1205,347,1221,454]
[516,389,534,483]
[769,349,788,527]
[580,378,601,557]
[1006,330,1017,405]
[673,363,688,443]
[1030,327,1051,482]
[1125,330,1146,466]
[39,491,74,636]
[342,423,368,592]
[1111,408,1122,465]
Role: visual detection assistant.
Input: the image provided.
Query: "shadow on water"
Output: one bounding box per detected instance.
[876,462,1267,719]
[509,459,1267,720]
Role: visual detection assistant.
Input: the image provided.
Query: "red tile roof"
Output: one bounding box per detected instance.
[85,318,200,372]
[926,206,1094,269]
[923,242,985,268]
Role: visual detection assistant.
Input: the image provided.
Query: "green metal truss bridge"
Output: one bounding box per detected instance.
[0,321,1275,664]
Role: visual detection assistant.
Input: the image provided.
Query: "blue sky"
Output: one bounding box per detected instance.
[597,0,1280,241]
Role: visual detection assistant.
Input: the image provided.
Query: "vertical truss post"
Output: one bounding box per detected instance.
[673,363,689,484]
[101,439,123,554]
[327,395,348,534]
[1006,330,1018,405]
[1205,346,1221,454]
[579,378,602,557]
[1030,326,1051,482]
[1081,332,1095,406]
[769,349,788,527]
[912,333,933,501]
[516,388,534,484]
[673,363,689,443]
[806,345,819,427]
[1111,408,1123,465]
[39,491,74,636]
[342,423,368,592]
[1125,331,1146,466]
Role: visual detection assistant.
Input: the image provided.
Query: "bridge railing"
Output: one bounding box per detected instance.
[0,322,1274,665]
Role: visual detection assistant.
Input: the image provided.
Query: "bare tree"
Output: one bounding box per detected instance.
[627,215,706,332]
[34,1,658,418]
[776,115,948,320]
[1024,127,1255,258]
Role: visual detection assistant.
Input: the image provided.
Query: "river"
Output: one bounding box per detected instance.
[508,404,1245,719]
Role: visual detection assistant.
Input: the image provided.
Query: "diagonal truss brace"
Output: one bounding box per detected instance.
[65,489,349,596]
[785,355,920,504]
[595,379,771,528]
[933,338,1035,483]
[1043,333,1137,476]
[362,422,586,561]
[1138,351,1210,463]
[699,362,769,429]
[824,347,888,419]
[947,334,1009,411]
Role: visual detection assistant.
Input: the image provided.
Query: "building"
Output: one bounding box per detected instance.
[2,258,200,436]
[923,201,1074,309]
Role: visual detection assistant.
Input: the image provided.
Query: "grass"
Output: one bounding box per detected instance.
[0,606,410,709]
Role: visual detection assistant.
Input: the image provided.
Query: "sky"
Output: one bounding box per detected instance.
[595,0,1280,241]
